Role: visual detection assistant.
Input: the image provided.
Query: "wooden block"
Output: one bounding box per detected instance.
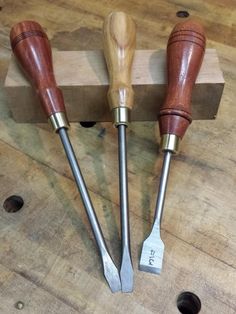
[4,49,224,123]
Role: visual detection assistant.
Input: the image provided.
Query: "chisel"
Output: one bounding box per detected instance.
[10,21,121,292]
[103,12,136,292]
[139,20,206,274]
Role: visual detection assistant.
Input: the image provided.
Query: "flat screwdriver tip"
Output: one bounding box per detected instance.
[139,224,165,275]
[102,251,121,293]
[120,247,134,292]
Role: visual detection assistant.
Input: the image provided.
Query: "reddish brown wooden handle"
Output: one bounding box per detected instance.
[159,20,206,139]
[10,21,66,119]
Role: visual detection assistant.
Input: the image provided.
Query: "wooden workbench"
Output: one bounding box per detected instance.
[0,1,235,313]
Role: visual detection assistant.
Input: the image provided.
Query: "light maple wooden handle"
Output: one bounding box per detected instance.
[103,12,136,113]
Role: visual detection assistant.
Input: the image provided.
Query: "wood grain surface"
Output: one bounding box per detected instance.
[0,1,236,314]
[103,11,136,112]
[4,49,224,123]
[10,21,67,119]
[159,20,206,138]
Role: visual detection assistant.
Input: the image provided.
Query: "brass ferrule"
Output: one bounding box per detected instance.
[161,134,180,154]
[48,112,70,132]
[112,107,130,127]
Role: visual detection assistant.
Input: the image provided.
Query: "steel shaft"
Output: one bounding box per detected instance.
[139,151,172,274]
[154,151,172,224]
[58,127,121,292]
[118,124,133,292]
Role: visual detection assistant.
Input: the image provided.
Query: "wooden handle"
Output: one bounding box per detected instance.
[159,20,206,139]
[103,12,136,113]
[10,21,67,120]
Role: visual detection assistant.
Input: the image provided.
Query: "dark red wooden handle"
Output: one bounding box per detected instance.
[159,20,206,139]
[10,21,66,118]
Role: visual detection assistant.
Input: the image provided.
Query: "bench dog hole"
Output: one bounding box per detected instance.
[176,11,189,18]
[3,195,24,213]
[177,291,201,314]
[80,121,96,128]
